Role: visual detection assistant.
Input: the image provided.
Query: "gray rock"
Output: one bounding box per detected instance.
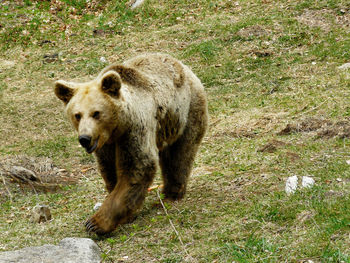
[0,238,101,263]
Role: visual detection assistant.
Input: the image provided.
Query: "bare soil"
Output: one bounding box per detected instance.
[258,139,288,153]
[278,117,350,138]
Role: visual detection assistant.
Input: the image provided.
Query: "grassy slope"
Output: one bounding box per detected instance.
[0,0,349,262]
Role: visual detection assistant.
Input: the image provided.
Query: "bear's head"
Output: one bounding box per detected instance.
[54,71,124,154]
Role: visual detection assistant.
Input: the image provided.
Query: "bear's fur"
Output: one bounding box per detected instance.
[54,53,208,235]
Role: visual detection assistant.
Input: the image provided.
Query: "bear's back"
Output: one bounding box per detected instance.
[124,53,185,90]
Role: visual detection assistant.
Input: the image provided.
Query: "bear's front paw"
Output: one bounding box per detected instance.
[85,213,116,235]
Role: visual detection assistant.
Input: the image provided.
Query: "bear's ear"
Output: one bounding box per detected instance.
[100,71,121,97]
[54,80,75,104]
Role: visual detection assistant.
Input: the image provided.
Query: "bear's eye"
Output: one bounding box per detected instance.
[92,111,100,119]
[74,113,81,121]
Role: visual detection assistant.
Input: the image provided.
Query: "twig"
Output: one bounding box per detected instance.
[7,171,39,196]
[0,171,13,201]
[27,180,38,196]
[293,100,327,119]
[156,190,196,262]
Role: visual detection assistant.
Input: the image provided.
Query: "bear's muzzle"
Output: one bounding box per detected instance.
[79,135,98,153]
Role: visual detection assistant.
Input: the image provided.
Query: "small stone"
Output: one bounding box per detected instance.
[93,202,102,211]
[100,56,107,63]
[38,40,53,46]
[43,53,59,63]
[285,175,298,195]
[31,205,52,223]
[92,28,104,36]
[338,63,350,70]
[128,0,145,9]
[301,176,315,188]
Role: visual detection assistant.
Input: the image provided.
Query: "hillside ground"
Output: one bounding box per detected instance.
[0,0,349,262]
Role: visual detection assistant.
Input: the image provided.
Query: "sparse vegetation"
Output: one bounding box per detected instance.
[0,0,349,262]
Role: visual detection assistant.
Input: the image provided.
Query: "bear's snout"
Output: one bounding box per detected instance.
[78,135,99,154]
[79,135,92,149]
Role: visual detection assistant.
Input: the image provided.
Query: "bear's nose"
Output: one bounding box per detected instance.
[79,135,92,149]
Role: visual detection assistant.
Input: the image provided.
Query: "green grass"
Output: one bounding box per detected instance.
[1,0,350,262]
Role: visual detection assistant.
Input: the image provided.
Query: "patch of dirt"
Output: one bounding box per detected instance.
[0,59,16,71]
[285,151,301,161]
[297,9,350,32]
[215,129,258,139]
[297,9,333,31]
[278,117,350,139]
[296,210,316,224]
[258,139,288,153]
[324,190,345,198]
[211,111,288,140]
[237,25,268,38]
[0,155,80,199]
[191,166,216,177]
[335,11,350,28]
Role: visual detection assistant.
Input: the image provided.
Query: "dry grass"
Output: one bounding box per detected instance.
[0,0,350,262]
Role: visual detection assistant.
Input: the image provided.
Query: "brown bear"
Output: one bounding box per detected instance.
[54,53,208,235]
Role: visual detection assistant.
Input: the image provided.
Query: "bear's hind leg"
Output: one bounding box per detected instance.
[160,126,206,200]
[95,143,117,193]
[159,137,197,200]
[160,93,208,200]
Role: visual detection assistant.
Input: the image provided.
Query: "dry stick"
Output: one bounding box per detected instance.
[0,171,13,201]
[293,100,327,119]
[156,190,196,263]
[8,172,39,196]
[27,180,39,196]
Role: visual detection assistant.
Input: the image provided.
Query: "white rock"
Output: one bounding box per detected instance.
[99,57,107,63]
[338,63,350,70]
[93,202,102,211]
[128,0,145,9]
[301,176,315,188]
[285,175,298,195]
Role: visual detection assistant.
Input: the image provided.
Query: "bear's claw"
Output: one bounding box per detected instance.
[85,218,109,236]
